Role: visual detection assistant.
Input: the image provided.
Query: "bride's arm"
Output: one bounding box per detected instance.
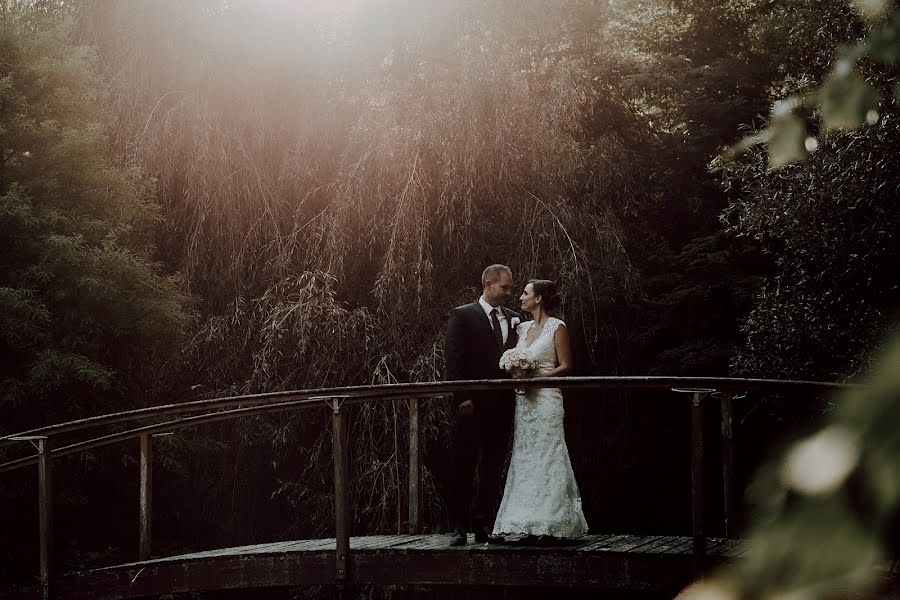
[543,324,573,377]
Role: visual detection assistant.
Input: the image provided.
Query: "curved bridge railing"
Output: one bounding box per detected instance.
[0,377,860,599]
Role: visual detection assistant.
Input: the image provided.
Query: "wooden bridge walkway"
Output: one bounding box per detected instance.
[2,533,747,599]
[2,377,849,598]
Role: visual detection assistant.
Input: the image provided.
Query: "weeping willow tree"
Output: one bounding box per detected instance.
[35,0,648,547]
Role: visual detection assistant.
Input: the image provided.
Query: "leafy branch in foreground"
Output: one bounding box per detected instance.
[680,331,900,599]
[717,1,899,169]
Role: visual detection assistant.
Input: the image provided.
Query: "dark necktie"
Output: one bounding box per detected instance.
[490,307,504,349]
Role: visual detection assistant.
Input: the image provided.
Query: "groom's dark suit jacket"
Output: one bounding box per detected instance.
[445,300,520,530]
[446,301,520,406]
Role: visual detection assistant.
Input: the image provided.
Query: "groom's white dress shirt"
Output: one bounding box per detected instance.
[479,296,509,344]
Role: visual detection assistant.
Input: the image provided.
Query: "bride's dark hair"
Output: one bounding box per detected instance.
[529,279,561,313]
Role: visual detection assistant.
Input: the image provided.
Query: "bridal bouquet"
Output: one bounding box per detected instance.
[499,348,536,372]
[500,349,536,396]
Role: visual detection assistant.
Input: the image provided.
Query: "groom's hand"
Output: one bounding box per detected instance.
[458,399,474,416]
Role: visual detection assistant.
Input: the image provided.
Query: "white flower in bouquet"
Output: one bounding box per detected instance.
[499,348,536,372]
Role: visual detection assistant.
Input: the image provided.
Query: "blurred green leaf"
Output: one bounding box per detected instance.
[868,11,900,65]
[767,111,808,169]
[819,70,882,131]
[739,495,881,595]
[851,0,890,22]
[681,335,900,600]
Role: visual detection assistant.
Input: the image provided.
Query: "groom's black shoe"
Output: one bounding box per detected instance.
[474,525,504,544]
[449,530,467,547]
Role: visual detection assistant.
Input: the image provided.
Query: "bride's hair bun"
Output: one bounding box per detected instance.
[529,279,561,312]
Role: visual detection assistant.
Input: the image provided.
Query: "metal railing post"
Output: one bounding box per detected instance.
[139,433,152,560]
[407,397,421,534]
[137,432,172,561]
[673,387,714,575]
[690,391,705,573]
[720,392,736,537]
[37,437,53,600]
[9,435,54,599]
[331,399,350,581]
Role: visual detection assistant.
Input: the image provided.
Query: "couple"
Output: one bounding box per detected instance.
[445,264,588,545]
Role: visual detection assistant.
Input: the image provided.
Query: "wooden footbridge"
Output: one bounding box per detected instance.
[3,533,748,599]
[0,377,852,599]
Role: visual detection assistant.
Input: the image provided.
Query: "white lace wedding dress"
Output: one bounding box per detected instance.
[492,317,589,539]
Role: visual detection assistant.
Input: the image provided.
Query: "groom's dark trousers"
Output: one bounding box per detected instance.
[446,302,518,533]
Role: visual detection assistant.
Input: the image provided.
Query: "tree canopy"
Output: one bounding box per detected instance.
[0,12,191,428]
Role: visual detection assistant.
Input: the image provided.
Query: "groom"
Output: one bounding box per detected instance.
[445,264,520,546]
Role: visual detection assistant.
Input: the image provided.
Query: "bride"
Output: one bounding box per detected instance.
[492,279,588,541]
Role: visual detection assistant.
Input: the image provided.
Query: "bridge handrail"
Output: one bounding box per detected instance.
[0,376,857,453]
[2,376,862,597]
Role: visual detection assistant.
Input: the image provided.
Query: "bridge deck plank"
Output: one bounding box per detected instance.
[622,535,667,553]
[708,538,739,556]
[629,535,681,553]
[1,533,744,600]
[662,537,695,554]
[723,539,751,557]
[575,533,627,552]
[606,534,659,553]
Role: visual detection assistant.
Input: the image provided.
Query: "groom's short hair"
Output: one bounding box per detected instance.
[482,264,512,287]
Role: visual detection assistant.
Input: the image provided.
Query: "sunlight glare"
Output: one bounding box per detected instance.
[259,0,375,17]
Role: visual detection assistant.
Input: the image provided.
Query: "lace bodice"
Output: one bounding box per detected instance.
[516,317,564,373]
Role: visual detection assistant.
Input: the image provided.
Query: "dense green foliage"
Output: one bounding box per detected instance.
[0,9,193,579]
[722,117,900,379]
[718,4,900,379]
[0,12,191,428]
[678,5,900,598]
